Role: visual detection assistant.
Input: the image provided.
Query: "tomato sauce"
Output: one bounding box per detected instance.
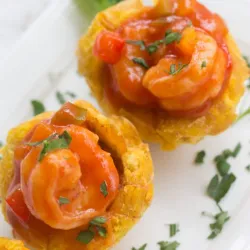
[94,0,232,118]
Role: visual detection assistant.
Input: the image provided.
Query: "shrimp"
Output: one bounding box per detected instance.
[19,119,119,230]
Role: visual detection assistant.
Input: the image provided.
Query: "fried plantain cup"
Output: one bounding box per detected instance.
[0,238,28,250]
[77,0,249,150]
[0,100,153,250]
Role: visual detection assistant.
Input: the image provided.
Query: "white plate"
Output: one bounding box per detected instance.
[0,0,250,249]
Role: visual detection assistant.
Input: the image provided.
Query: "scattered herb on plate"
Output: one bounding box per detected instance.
[158,241,180,250]
[31,100,45,116]
[236,107,250,123]
[76,230,95,244]
[246,165,250,171]
[194,150,206,164]
[169,224,180,237]
[202,205,230,239]
[132,243,147,250]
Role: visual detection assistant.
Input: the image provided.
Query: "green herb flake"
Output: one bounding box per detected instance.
[56,91,67,105]
[236,107,250,123]
[216,161,230,177]
[65,91,77,98]
[243,55,250,68]
[132,243,147,250]
[246,165,250,171]
[76,230,95,244]
[168,63,188,76]
[132,58,149,69]
[169,224,179,237]
[164,31,182,45]
[58,196,70,205]
[126,40,146,50]
[201,61,207,69]
[146,40,164,55]
[90,216,107,226]
[202,207,230,240]
[31,100,45,116]
[100,181,108,197]
[158,241,180,250]
[194,150,206,164]
[207,174,236,203]
[232,143,241,157]
[96,225,107,238]
[39,131,72,161]
[214,143,241,163]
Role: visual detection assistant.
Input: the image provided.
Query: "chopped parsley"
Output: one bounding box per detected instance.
[132,244,147,250]
[132,58,149,69]
[158,241,180,250]
[77,216,108,244]
[31,100,45,116]
[243,55,250,68]
[146,40,163,55]
[56,91,67,105]
[126,40,146,50]
[201,61,207,69]
[207,174,236,203]
[168,63,188,75]
[56,91,77,105]
[202,205,230,239]
[90,216,107,226]
[216,161,230,177]
[236,107,250,123]
[194,150,206,164]
[58,196,70,205]
[31,131,72,161]
[100,181,108,197]
[76,230,95,244]
[169,224,179,237]
[214,143,242,163]
[164,31,182,45]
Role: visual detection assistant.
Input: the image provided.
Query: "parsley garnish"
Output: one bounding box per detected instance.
[164,31,182,45]
[77,216,108,244]
[38,131,72,161]
[243,55,250,68]
[126,40,146,50]
[58,196,70,205]
[90,216,107,226]
[207,174,236,203]
[100,181,108,197]
[56,91,66,105]
[132,244,147,250]
[216,161,230,177]
[168,63,188,75]
[146,40,164,55]
[201,61,207,69]
[158,241,180,250]
[76,230,95,244]
[214,143,242,163]
[31,100,45,116]
[202,205,230,239]
[132,58,149,69]
[169,224,179,237]
[194,150,206,164]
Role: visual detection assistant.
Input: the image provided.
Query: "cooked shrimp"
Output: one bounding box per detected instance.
[19,120,119,230]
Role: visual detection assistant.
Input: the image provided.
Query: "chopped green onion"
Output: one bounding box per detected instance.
[216,161,230,177]
[164,31,182,45]
[90,216,107,226]
[126,40,146,50]
[76,230,94,244]
[169,224,179,237]
[132,244,147,250]
[168,63,188,75]
[58,196,70,205]
[158,241,180,250]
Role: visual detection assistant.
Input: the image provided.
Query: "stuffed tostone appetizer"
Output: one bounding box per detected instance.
[0,238,28,250]
[78,0,249,150]
[0,101,153,250]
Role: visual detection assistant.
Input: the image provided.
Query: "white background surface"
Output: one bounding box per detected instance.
[0,1,250,250]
